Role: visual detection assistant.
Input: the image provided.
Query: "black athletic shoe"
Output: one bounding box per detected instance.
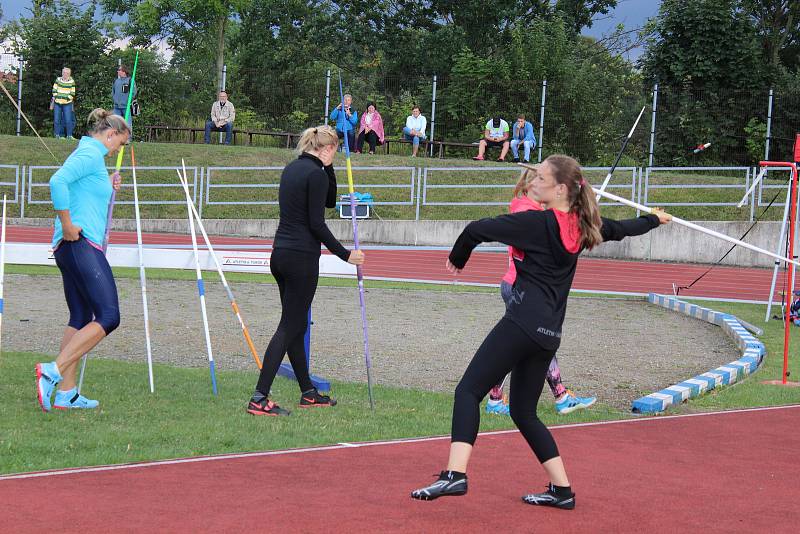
[411,471,468,500]
[521,484,575,509]
[299,388,337,407]
[512,157,520,163]
[247,398,290,416]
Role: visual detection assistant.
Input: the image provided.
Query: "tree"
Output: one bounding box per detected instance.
[100,0,251,92]
[4,0,109,130]
[639,0,769,165]
[741,0,800,70]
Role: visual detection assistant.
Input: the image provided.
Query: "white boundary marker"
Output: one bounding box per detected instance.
[2,404,797,482]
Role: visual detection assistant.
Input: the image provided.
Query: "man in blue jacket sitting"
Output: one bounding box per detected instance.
[510,114,537,163]
[330,93,358,150]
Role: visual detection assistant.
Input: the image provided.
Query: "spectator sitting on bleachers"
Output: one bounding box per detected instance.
[403,106,427,157]
[356,102,385,154]
[510,114,537,163]
[473,116,510,161]
[204,90,236,145]
[330,93,359,150]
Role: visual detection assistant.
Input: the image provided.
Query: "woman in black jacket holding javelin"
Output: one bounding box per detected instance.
[410,155,670,508]
[247,125,365,416]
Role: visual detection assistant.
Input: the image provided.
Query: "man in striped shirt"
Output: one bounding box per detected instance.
[51,67,76,139]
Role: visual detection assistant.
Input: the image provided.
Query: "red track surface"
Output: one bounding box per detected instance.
[7,225,782,302]
[3,406,799,532]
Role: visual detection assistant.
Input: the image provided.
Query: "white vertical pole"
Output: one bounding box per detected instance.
[764,88,773,161]
[537,80,546,162]
[765,180,791,321]
[219,64,227,144]
[429,75,437,157]
[16,56,22,136]
[648,83,658,168]
[324,70,331,125]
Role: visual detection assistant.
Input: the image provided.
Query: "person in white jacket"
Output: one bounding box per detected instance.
[204,91,236,145]
[403,106,427,157]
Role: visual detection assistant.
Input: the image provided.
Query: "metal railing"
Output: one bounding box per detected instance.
[26,165,200,208]
[0,164,21,201]
[205,165,417,209]
[5,164,790,222]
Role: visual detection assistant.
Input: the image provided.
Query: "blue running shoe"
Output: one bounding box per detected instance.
[485,399,510,415]
[35,362,62,412]
[54,388,99,410]
[555,390,596,415]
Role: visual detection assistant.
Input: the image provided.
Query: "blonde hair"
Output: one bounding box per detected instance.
[545,154,603,250]
[512,167,537,198]
[87,108,131,136]
[295,125,339,155]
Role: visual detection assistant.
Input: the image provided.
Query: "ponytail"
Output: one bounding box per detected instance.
[296,125,339,155]
[512,167,536,198]
[87,108,130,136]
[544,155,602,250]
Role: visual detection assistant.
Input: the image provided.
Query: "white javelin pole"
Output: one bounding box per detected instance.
[130,146,155,392]
[593,187,800,268]
[179,162,218,395]
[0,195,6,356]
[175,167,262,369]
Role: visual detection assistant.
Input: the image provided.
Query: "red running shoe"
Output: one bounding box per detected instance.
[299,388,337,407]
[247,398,290,416]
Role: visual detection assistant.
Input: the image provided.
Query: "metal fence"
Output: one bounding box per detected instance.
[4,52,798,166]
[4,164,798,222]
[25,165,200,218]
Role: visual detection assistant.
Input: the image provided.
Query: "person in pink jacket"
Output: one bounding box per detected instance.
[486,170,597,416]
[355,102,385,154]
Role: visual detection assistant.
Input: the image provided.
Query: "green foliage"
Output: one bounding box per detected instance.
[639,0,770,165]
[744,118,767,162]
[4,0,109,135]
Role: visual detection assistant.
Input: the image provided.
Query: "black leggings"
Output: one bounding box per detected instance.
[452,317,559,464]
[255,248,318,395]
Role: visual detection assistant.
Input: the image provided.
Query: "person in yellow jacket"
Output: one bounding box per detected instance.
[51,67,76,139]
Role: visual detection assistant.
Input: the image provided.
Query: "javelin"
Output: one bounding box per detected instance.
[102,50,139,251]
[0,80,59,164]
[0,195,6,356]
[592,186,800,268]
[596,105,646,200]
[130,145,155,392]
[175,166,263,370]
[738,167,769,208]
[179,161,218,395]
[81,51,140,393]
[338,71,375,410]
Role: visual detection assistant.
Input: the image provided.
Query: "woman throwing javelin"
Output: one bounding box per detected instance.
[410,156,670,508]
[487,170,596,416]
[247,125,365,416]
[35,108,129,412]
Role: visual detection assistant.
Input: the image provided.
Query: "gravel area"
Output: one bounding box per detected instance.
[3,273,737,409]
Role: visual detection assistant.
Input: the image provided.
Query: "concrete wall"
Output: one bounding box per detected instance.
[14,218,786,268]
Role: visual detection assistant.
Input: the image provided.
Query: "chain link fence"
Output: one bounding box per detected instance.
[2,55,798,165]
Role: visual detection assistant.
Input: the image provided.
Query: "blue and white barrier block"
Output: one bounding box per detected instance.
[632,295,766,414]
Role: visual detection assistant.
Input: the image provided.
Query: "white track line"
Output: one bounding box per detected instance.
[2,404,797,482]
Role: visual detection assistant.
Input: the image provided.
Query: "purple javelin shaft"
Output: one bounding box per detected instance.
[338,72,374,409]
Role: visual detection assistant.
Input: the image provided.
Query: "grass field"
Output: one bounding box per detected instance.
[1,267,799,475]
[0,134,785,222]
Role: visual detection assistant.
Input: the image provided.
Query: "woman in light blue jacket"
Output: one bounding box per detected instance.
[35,108,129,412]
